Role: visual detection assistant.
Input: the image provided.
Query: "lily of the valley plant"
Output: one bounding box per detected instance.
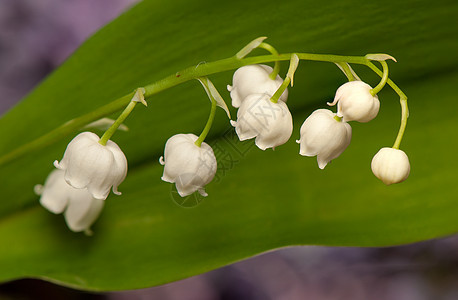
[5,37,409,234]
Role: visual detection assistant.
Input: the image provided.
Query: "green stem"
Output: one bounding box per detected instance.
[99,100,137,146]
[370,61,389,96]
[143,53,370,101]
[195,98,217,147]
[0,92,134,167]
[365,61,409,149]
[257,42,280,79]
[270,77,291,103]
[392,96,409,149]
[0,53,403,167]
[270,54,298,103]
[365,61,406,99]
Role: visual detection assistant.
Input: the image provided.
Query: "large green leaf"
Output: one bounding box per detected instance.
[0,0,457,291]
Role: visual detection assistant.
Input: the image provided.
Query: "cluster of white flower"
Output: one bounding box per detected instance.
[36,131,127,234]
[297,80,380,169]
[228,64,410,183]
[33,43,411,234]
[158,63,293,197]
[229,65,293,150]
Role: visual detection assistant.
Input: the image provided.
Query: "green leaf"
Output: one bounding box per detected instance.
[0,0,457,292]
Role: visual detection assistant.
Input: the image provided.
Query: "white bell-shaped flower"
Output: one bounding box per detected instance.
[54,131,127,200]
[230,93,293,150]
[159,134,217,197]
[36,169,71,215]
[328,81,380,123]
[35,169,104,234]
[227,64,288,108]
[297,109,352,169]
[371,147,410,185]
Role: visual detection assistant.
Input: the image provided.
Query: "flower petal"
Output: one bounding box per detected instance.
[38,169,71,214]
[106,140,128,196]
[64,190,104,233]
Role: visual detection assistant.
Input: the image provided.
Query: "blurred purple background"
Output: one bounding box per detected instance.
[0,0,139,114]
[0,1,457,299]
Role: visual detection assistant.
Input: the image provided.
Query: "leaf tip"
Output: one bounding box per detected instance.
[365,53,397,62]
[235,36,268,59]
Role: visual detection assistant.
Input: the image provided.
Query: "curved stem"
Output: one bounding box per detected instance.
[99,88,145,145]
[0,52,403,167]
[195,98,217,147]
[0,92,134,167]
[370,61,389,96]
[365,61,406,100]
[143,53,369,101]
[270,77,291,103]
[392,96,409,149]
[99,88,146,145]
[270,54,299,103]
[257,42,280,79]
[99,101,137,145]
[365,61,409,149]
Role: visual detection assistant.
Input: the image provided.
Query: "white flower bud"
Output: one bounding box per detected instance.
[371,147,410,185]
[35,169,104,234]
[227,64,288,108]
[53,131,128,200]
[159,134,217,197]
[230,93,293,150]
[328,81,380,123]
[297,109,352,169]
